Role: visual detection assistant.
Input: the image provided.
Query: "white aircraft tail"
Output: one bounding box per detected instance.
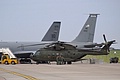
[72,14,99,42]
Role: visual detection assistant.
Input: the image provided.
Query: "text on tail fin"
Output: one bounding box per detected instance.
[42,22,61,41]
[72,14,99,42]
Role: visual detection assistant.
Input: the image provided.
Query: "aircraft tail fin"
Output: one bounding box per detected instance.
[72,14,99,42]
[42,22,61,41]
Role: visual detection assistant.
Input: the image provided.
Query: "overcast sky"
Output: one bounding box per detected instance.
[0,0,120,49]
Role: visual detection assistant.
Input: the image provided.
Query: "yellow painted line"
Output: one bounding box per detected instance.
[0,68,41,80]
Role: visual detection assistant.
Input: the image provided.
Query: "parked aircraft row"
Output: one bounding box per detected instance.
[0,22,61,62]
[0,14,115,64]
[29,14,115,64]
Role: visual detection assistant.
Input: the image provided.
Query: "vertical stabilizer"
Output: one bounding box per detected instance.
[72,14,99,42]
[42,22,61,41]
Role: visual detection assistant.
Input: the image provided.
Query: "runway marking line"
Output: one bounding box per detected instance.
[0,68,41,80]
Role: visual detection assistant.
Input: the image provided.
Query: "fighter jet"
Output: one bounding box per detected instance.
[30,14,115,64]
[0,22,61,63]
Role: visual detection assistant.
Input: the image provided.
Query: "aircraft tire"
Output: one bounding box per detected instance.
[67,61,72,64]
[36,62,40,64]
[20,58,31,64]
[42,61,48,64]
[63,61,66,64]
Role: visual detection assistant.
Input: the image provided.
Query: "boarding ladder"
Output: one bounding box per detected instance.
[0,48,16,58]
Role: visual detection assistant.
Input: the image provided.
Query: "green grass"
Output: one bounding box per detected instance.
[83,50,120,63]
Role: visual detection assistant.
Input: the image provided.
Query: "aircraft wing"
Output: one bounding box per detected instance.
[14,51,36,58]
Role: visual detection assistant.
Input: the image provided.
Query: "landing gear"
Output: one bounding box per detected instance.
[36,61,40,64]
[67,61,72,64]
[36,61,48,64]
[63,61,66,64]
[19,58,32,64]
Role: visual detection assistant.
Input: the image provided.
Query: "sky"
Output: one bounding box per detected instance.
[0,0,120,49]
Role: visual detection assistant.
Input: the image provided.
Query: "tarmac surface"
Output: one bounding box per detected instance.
[0,62,120,80]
